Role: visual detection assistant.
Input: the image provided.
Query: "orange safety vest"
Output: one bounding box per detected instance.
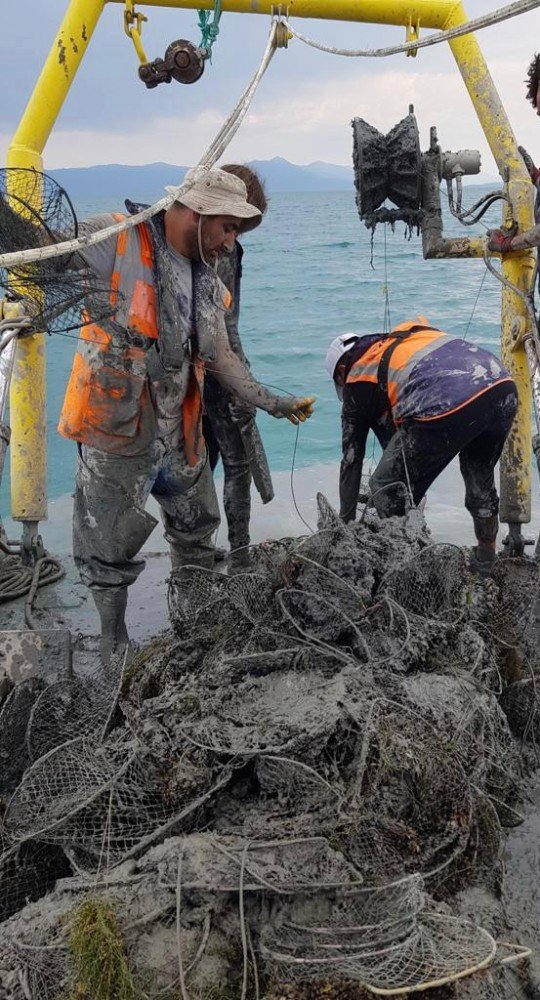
[346,317,447,423]
[58,215,206,465]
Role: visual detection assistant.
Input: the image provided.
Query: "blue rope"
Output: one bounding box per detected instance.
[198,0,222,59]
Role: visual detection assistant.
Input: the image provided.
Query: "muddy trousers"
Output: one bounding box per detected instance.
[370,382,518,519]
[203,395,252,557]
[73,443,220,592]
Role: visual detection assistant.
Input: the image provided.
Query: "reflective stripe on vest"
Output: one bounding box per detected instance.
[346,318,447,422]
[58,216,204,462]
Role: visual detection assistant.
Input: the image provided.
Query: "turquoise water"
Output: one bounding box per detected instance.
[0,187,503,511]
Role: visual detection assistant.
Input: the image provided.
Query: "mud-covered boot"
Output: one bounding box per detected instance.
[470,514,498,577]
[92,587,131,667]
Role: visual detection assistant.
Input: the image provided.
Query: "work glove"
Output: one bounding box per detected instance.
[518,145,540,185]
[487,224,518,254]
[271,395,316,425]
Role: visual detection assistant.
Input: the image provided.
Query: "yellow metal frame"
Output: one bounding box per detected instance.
[7,0,536,526]
[124,0,149,64]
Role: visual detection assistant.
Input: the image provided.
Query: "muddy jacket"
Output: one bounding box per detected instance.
[58,208,231,464]
[339,317,513,519]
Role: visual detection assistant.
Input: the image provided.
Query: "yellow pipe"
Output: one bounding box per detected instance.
[7,0,105,522]
[107,0,462,27]
[445,5,536,524]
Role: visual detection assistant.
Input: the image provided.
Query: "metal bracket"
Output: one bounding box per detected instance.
[20,520,44,567]
[124,0,148,65]
[271,5,291,47]
[509,316,531,352]
[502,522,534,557]
[406,17,420,58]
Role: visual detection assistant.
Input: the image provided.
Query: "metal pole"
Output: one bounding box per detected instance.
[445,6,536,535]
[107,0,463,25]
[7,0,105,529]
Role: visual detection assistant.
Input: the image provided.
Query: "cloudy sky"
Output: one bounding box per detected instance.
[1,1,540,178]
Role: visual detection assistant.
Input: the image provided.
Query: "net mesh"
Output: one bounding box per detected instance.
[0,167,119,333]
[0,495,536,997]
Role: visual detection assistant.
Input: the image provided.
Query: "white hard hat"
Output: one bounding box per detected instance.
[325,333,360,380]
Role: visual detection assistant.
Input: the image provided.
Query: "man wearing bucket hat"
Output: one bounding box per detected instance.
[58,166,315,664]
[325,319,517,574]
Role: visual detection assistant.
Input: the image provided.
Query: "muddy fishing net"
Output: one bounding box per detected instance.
[0,495,537,996]
[0,167,119,333]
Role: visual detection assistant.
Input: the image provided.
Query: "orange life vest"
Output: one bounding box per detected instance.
[58,215,206,465]
[346,317,447,423]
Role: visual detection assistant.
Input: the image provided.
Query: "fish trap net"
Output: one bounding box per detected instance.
[0,677,44,799]
[154,834,364,895]
[5,939,70,1000]
[378,543,470,624]
[2,735,200,872]
[260,911,497,995]
[344,700,472,882]
[0,167,119,334]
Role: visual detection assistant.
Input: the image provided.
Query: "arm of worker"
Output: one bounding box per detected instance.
[73,216,118,280]
[208,327,315,425]
[518,146,540,186]
[339,387,371,523]
[488,224,540,252]
[218,244,250,366]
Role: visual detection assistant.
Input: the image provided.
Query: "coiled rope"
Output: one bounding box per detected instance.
[0,21,278,272]
[0,536,65,625]
[283,0,540,59]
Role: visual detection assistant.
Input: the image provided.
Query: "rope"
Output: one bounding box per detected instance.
[198,0,222,58]
[462,267,488,340]
[482,247,539,347]
[283,0,540,59]
[0,21,278,271]
[0,540,64,612]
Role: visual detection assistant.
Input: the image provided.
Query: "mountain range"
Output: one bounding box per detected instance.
[48,157,354,202]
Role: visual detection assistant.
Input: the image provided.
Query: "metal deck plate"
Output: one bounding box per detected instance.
[0,629,72,685]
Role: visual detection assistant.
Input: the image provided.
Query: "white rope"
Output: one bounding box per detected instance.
[283,0,540,59]
[0,21,278,270]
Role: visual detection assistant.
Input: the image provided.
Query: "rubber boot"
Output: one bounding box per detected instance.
[470,514,498,577]
[92,587,130,668]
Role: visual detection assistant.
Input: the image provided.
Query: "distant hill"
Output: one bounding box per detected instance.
[47,157,496,208]
[48,158,354,203]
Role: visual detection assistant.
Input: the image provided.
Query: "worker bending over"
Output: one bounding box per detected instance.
[326,318,517,573]
[58,168,314,664]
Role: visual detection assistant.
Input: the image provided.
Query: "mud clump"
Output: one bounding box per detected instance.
[0,495,538,999]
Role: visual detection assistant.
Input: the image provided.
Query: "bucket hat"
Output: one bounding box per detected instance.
[165,167,261,222]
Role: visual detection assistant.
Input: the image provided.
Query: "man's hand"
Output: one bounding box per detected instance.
[272,395,316,425]
[519,146,540,185]
[487,225,518,254]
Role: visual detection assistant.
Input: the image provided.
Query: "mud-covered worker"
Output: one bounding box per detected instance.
[203,164,271,573]
[58,168,315,664]
[326,317,517,572]
[488,53,540,255]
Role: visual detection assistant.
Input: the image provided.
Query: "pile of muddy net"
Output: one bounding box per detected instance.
[0,494,539,998]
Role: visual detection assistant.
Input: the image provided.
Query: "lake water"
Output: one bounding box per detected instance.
[0,185,530,544]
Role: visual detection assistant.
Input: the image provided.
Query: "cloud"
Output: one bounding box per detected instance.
[1,46,538,179]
